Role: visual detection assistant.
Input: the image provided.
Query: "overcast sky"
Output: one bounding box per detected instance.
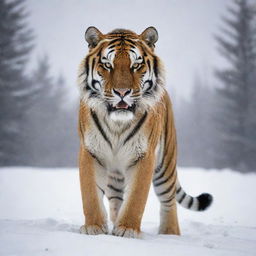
[26,0,232,100]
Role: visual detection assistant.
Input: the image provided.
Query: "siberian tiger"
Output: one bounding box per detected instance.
[78,26,213,238]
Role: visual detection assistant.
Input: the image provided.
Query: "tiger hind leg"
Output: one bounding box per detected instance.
[153,168,180,235]
[158,202,180,235]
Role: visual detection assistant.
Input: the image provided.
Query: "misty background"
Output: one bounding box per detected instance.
[1,0,256,172]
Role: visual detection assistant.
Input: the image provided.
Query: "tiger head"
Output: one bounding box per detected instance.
[78,27,165,122]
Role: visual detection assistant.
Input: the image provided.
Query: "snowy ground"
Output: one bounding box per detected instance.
[0,167,256,256]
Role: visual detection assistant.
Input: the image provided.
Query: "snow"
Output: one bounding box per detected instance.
[0,167,256,256]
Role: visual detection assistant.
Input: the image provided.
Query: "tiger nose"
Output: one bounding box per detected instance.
[113,88,131,97]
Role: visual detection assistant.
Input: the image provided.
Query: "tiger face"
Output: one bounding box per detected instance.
[78,27,165,122]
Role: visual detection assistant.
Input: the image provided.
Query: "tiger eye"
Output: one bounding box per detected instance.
[132,63,140,69]
[104,62,112,69]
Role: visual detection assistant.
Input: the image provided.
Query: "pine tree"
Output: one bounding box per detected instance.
[175,76,217,168]
[24,55,79,167]
[24,55,58,166]
[215,0,256,171]
[0,0,34,165]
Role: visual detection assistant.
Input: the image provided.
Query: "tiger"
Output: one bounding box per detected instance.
[77,26,213,238]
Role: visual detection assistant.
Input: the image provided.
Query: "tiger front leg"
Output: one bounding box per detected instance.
[79,145,108,235]
[112,152,155,238]
[106,170,125,224]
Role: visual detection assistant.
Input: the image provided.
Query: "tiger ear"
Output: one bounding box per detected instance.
[85,26,103,48]
[140,27,158,48]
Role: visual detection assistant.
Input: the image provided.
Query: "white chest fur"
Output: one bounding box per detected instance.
[84,114,148,172]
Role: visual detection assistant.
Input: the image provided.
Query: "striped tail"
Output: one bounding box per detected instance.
[176,181,213,211]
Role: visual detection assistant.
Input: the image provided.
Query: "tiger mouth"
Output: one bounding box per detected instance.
[107,101,136,112]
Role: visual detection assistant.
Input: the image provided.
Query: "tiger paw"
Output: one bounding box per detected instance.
[112,225,141,238]
[80,224,108,235]
[158,226,180,235]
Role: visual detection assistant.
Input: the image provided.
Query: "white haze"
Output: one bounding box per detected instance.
[25,0,230,100]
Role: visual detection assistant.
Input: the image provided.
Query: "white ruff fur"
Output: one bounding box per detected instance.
[109,111,134,122]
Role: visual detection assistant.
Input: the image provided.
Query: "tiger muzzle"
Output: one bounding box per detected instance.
[111,88,134,110]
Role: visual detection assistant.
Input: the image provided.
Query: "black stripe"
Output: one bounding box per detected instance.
[107,49,115,58]
[108,44,117,49]
[109,176,124,183]
[80,77,87,85]
[160,195,175,204]
[188,197,194,208]
[107,184,123,193]
[124,39,136,45]
[79,71,86,77]
[90,58,97,92]
[147,128,154,143]
[137,61,145,72]
[97,71,102,77]
[123,42,136,49]
[153,169,174,187]
[127,154,145,169]
[143,80,153,92]
[143,91,153,97]
[178,192,186,204]
[85,58,89,76]
[127,160,139,169]
[129,49,137,55]
[153,147,175,182]
[140,71,147,80]
[154,168,166,182]
[153,83,158,93]
[111,170,122,175]
[97,49,102,57]
[176,186,181,194]
[108,31,126,35]
[114,42,122,48]
[108,196,123,201]
[92,79,101,91]
[153,156,174,182]
[153,56,158,78]
[90,110,112,149]
[147,59,151,73]
[123,112,147,145]
[108,38,121,45]
[157,182,175,197]
[87,150,104,167]
[89,91,99,99]
[91,79,101,91]
[91,58,95,76]
[85,85,91,91]
[164,116,168,145]
[97,185,105,194]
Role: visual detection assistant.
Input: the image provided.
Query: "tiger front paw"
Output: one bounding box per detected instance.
[80,224,108,235]
[112,225,141,238]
